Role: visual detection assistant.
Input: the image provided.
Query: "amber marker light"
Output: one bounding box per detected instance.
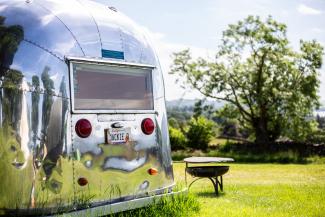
[148,168,158,175]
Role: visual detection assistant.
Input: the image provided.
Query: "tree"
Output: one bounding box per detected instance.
[186,116,215,150]
[316,114,325,129]
[215,104,245,138]
[0,16,24,77]
[170,15,324,144]
[169,127,187,150]
[193,99,204,119]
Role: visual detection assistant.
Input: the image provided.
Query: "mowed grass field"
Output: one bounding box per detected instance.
[173,163,325,217]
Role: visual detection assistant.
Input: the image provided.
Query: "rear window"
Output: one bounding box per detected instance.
[71,62,154,110]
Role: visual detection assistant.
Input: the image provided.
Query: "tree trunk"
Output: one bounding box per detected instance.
[253,117,271,144]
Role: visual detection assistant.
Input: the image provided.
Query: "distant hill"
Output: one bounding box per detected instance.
[166,99,325,115]
[166,99,224,108]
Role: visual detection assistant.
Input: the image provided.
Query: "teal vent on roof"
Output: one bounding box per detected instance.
[101,49,124,60]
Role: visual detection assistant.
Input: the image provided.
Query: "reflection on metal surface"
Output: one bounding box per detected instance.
[111,122,123,128]
[72,113,174,206]
[0,0,173,215]
[103,156,147,172]
[0,10,73,213]
[17,79,29,169]
[84,160,92,168]
[139,180,150,191]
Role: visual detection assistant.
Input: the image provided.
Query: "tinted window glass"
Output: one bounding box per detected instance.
[72,63,153,110]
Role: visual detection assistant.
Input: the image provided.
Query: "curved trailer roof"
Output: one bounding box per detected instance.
[0,0,158,65]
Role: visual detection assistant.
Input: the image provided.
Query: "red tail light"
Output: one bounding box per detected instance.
[77,177,88,186]
[141,118,155,135]
[75,119,92,138]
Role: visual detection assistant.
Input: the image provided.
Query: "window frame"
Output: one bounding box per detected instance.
[67,56,156,114]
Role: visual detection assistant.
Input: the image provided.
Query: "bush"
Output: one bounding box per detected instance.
[169,127,187,150]
[186,116,215,150]
[219,141,325,157]
[307,130,325,144]
[168,117,180,128]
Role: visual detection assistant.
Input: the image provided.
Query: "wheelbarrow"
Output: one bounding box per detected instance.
[184,157,234,195]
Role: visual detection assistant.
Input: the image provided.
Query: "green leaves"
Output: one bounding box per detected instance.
[186,116,215,150]
[170,15,324,143]
[300,40,324,69]
[0,16,24,78]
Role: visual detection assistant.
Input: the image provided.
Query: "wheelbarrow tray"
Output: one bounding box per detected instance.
[186,166,229,178]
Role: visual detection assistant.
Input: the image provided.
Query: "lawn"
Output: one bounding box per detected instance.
[173,162,325,217]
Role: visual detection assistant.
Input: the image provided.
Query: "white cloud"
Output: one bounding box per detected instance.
[0,5,8,12]
[297,4,322,15]
[280,9,290,16]
[156,40,214,100]
[311,28,325,34]
[141,27,215,100]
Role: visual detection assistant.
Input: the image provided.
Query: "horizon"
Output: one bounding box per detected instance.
[165,98,325,109]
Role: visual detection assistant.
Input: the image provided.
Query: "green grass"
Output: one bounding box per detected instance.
[109,191,199,217]
[105,163,325,217]
[60,163,325,217]
[173,163,325,217]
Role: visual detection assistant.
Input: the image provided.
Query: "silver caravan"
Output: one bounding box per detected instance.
[0,0,175,216]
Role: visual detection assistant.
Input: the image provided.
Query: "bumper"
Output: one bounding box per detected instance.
[53,189,187,217]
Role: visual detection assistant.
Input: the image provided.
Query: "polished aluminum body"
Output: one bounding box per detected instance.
[0,0,173,215]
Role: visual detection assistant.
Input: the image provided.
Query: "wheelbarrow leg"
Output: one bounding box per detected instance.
[185,166,187,186]
[219,176,223,191]
[208,177,218,195]
[214,178,219,195]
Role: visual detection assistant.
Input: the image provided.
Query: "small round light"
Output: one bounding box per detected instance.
[77,177,88,186]
[141,118,155,135]
[75,119,92,138]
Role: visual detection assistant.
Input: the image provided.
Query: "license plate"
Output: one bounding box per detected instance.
[107,128,131,144]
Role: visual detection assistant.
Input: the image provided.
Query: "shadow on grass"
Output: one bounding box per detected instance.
[195,191,226,198]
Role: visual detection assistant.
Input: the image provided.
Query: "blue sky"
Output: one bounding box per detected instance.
[96,0,325,101]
